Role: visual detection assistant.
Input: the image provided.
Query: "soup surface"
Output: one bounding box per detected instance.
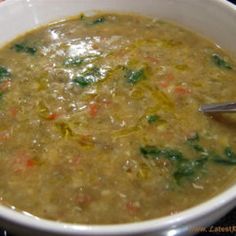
[0,13,235,224]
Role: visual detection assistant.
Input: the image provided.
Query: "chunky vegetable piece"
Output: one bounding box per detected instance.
[0,13,235,225]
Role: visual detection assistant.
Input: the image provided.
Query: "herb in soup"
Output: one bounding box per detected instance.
[146,114,160,124]
[212,53,232,70]
[0,66,10,80]
[12,43,37,55]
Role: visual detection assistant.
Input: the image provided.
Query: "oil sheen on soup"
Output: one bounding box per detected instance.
[0,13,235,224]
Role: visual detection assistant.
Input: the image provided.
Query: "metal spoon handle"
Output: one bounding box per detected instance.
[199,102,236,113]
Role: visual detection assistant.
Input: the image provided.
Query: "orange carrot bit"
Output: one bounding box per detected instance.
[75,193,93,207]
[166,73,175,81]
[9,107,18,119]
[88,103,99,118]
[126,201,140,213]
[159,73,175,89]
[174,86,191,95]
[26,159,35,168]
[13,150,36,172]
[159,80,169,88]
[0,80,11,92]
[0,131,10,142]
[47,113,60,120]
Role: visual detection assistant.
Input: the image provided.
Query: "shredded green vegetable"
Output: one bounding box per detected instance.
[146,114,160,124]
[140,146,184,161]
[73,77,93,87]
[186,132,205,153]
[92,17,106,25]
[124,67,145,84]
[73,66,101,87]
[140,145,207,183]
[173,157,208,181]
[0,66,10,80]
[212,53,232,70]
[212,147,236,165]
[12,43,37,55]
[140,134,236,183]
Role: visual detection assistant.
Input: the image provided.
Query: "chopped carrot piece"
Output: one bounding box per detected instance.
[126,201,140,213]
[166,73,175,81]
[159,80,169,88]
[26,159,35,168]
[47,113,60,120]
[75,194,92,206]
[13,150,36,172]
[0,131,10,142]
[9,107,18,118]
[88,103,99,118]
[174,86,191,95]
[159,73,175,89]
[0,80,11,92]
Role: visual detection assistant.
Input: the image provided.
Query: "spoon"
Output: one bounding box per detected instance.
[199,102,236,113]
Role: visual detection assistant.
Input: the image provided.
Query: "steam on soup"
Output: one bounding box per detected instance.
[0,13,235,224]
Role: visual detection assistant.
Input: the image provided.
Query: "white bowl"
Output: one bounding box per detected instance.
[0,0,236,235]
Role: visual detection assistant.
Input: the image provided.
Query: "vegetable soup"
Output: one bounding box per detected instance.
[0,13,235,224]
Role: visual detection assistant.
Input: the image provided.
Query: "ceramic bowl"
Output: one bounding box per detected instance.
[0,0,235,235]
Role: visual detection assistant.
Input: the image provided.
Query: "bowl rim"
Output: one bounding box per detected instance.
[0,0,236,234]
[0,185,235,235]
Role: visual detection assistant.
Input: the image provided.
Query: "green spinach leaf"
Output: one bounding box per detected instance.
[186,132,205,153]
[0,66,10,80]
[93,16,106,25]
[125,68,145,84]
[146,114,160,124]
[12,43,37,55]
[73,66,101,88]
[212,53,232,70]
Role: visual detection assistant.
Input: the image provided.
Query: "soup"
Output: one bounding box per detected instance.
[0,13,235,224]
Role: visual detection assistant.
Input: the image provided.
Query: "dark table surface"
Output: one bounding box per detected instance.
[1,0,236,235]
